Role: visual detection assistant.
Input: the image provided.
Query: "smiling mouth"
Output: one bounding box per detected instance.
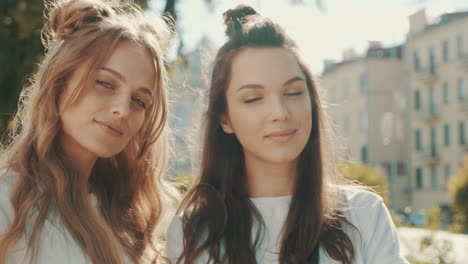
[95,120,123,137]
[265,129,297,142]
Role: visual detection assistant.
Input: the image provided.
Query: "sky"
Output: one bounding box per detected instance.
[150,0,468,74]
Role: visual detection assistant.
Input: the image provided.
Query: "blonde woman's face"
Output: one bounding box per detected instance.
[221,48,312,166]
[59,40,156,159]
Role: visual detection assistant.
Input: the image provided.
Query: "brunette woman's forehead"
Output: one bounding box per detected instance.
[227,47,305,92]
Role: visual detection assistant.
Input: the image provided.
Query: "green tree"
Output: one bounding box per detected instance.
[447,156,468,232]
[338,163,390,206]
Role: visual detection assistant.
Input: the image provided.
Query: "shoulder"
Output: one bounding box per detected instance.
[166,214,184,261]
[340,187,384,210]
[338,187,410,263]
[338,186,389,229]
[0,168,19,232]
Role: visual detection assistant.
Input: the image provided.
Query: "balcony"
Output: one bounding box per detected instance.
[417,104,440,123]
[415,66,438,86]
[415,147,441,167]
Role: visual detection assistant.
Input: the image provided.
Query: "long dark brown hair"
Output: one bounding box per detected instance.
[176,5,356,264]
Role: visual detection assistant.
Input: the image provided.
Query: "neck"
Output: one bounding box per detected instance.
[244,152,297,198]
[60,134,97,181]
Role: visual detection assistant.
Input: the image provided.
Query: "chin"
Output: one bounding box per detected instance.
[268,154,300,164]
[91,147,125,159]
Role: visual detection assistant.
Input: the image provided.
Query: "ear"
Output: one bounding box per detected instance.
[220,115,234,134]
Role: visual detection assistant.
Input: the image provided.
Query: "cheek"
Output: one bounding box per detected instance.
[128,113,146,137]
[228,104,263,134]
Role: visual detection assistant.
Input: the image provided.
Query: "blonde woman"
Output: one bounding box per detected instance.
[0,0,176,263]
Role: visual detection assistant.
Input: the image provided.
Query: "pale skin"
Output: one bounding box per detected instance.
[221,47,313,198]
[59,40,156,179]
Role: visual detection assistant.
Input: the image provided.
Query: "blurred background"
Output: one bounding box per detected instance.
[1,0,467,263]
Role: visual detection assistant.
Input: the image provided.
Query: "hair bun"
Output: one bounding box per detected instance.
[223,4,258,37]
[49,0,114,40]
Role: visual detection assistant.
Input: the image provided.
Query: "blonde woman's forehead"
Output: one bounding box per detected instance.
[102,40,157,91]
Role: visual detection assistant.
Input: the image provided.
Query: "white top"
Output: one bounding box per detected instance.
[166,189,410,264]
[0,169,131,264]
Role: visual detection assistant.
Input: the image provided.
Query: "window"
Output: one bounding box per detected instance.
[431,167,438,190]
[415,129,422,151]
[343,80,351,98]
[460,122,466,145]
[344,115,350,136]
[430,127,437,157]
[457,35,464,58]
[429,86,437,114]
[416,168,423,189]
[414,90,421,111]
[444,124,450,147]
[361,145,369,164]
[444,164,452,181]
[359,73,368,94]
[443,40,449,63]
[443,82,450,104]
[429,47,436,74]
[413,50,421,71]
[458,78,465,101]
[360,111,368,133]
[331,86,338,102]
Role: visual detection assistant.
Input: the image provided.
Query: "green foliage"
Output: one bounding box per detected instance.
[447,156,468,231]
[338,163,390,205]
[424,206,442,230]
[171,173,194,194]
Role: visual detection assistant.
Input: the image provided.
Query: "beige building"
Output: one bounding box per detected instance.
[321,43,409,209]
[405,10,468,210]
[321,9,468,211]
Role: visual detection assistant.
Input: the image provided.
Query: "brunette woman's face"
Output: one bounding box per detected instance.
[221,47,312,165]
[59,40,156,159]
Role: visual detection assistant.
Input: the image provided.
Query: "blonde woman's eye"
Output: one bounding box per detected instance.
[96,80,113,89]
[133,97,147,109]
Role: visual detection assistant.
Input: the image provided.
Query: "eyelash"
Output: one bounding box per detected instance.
[244,97,262,103]
[244,92,303,103]
[96,80,113,89]
[133,98,147,109]
[285,91,303,96]
[97,80,147,109]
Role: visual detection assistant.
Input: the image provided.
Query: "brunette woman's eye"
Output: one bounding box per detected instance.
[285,91,303,96]
[244,97,262,103]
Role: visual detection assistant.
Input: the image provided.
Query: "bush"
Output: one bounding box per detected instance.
[338,163,390,205]
[447,156,468,232]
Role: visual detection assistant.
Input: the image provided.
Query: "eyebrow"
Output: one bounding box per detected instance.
[101,67,153,96]
[236,76,306,93]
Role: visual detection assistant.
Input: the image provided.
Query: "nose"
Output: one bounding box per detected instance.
[269,95,290,122]
[111,93,131,118]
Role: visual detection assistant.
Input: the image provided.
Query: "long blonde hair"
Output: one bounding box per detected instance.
[0,0,177,263]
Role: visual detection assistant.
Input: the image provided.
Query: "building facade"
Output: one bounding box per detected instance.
[321,9,468,210]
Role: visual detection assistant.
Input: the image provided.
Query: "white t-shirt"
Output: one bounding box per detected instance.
[166,188,410,264]
[0,169,132,264]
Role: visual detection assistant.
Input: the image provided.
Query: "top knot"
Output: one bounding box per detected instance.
[49,0,114,41]
[223,4,259,38]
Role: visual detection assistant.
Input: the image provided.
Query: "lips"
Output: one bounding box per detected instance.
[265,129,297,142]
[95,120,123,137]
